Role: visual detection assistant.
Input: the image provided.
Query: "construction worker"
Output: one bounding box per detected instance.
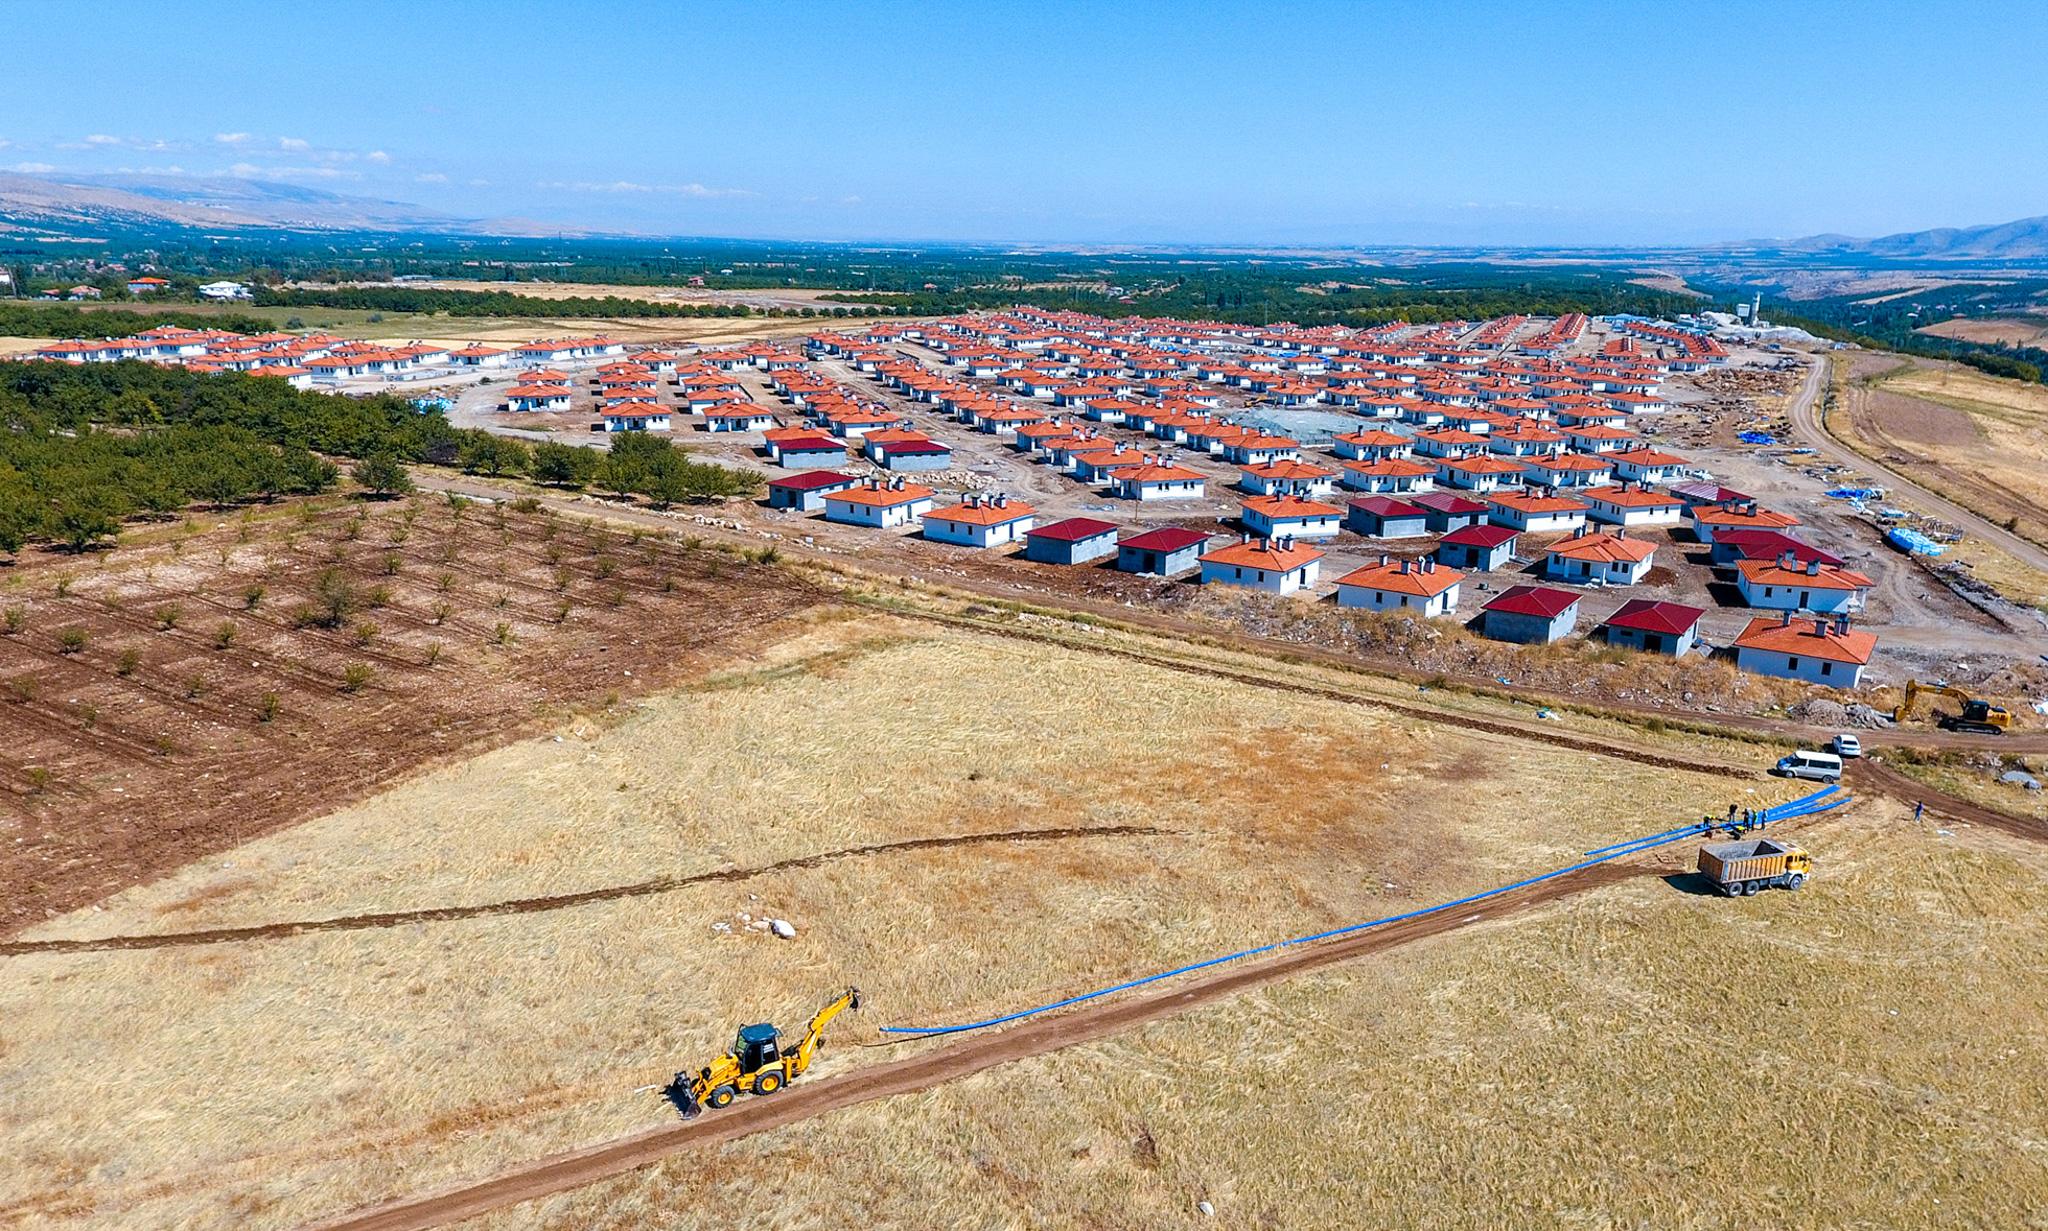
[1915,800,1925,822]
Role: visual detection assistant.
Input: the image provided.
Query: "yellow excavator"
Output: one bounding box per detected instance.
[1893,680,2011,735]
[663,987,860,1118]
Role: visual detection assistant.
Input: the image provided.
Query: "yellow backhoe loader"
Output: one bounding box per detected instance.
[1892,681,2011,735]
[663,987,860,1118]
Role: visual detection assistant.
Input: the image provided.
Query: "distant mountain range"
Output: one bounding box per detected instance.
[0,172,618,239]
[1741,216,2048,261]
[2,169,2043,261]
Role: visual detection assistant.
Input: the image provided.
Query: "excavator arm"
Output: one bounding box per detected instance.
[1894,680,2009,731]
[790,986,861,1076]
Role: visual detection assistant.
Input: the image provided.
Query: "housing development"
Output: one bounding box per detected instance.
[27,304,1930,691]
[5,8,2047,1228]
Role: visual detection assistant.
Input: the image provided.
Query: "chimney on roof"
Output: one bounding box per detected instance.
[1400,558,1411,574]
[1379,553,1390,567]
[1813,617,1827,636]
[1807,557,1822,576]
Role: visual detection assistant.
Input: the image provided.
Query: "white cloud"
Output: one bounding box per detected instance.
[279,137,311,151]
[229,162,355,181]
[366,150,391,165]
[11,162,55,173]
[468,178,489,187]
[59,134,187,152]
[214,132,253,146]
[545,179,750,198]
[415,172,449,183]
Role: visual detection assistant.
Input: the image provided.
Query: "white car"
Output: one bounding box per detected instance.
[1775,749,1844,784]
[1831,733,1863,758]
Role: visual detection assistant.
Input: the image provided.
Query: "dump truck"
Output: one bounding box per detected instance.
[1698,838,1810,897]
[662,987,860,1118]
[1893,681,2010,734]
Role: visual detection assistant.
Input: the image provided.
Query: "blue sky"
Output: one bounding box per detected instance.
[5,0,2043,246]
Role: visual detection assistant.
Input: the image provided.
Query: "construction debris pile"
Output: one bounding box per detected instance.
[1786,698,1895,729]
[1690,367,1801,397]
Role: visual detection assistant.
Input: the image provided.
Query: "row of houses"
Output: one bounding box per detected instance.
[24,323,637,389]
[765,470,1877,686]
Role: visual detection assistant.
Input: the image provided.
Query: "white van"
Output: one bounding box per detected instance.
[1774,749,1843,784]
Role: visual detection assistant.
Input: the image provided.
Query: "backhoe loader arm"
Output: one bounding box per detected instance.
[790,986,861,1075]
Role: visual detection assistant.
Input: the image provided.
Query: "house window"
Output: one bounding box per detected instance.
[1788,657,1800,670]
[1821,661,1833,676]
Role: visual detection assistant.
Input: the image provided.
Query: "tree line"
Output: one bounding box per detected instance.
[0,303,274,339]
[819,273,1697,329]
[0,360,762,557]
[1769,300,2048,385]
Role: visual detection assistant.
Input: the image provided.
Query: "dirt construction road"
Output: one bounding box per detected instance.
[298,862,1651,1231]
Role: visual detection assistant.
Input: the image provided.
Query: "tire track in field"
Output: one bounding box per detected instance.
[0,824,1169,956]
[293,860,1651,1231]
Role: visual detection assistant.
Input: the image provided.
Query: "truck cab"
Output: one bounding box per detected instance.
[735,1023,781,1073]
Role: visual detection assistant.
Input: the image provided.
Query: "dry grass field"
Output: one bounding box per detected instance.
[1832,356,2048,604]
[1917,316,2048,349]
[0,612,1813,1230]
[1881,365,2048,512]
[509,797,2048,1231]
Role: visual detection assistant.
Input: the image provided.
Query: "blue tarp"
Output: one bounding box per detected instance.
[1737,431,1775,444]
[1889,528,1947,556]
[1827,488,1877,499]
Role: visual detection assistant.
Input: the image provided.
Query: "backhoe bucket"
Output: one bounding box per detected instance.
[661,1072,701,1120]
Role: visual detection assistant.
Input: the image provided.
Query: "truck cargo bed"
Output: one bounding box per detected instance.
[1699,838,1794,885]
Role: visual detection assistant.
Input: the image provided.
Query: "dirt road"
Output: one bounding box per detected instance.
[295,861,1652,1231]
[1787,353,2048,578]
[1848,758,2048,843]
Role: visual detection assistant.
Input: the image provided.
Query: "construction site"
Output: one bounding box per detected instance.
[2,482,2047,1228]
